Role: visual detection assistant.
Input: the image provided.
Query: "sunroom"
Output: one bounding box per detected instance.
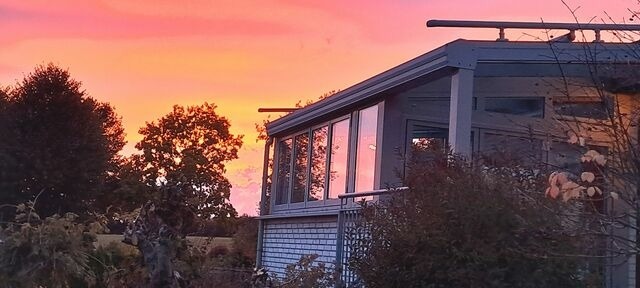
[256,20,640,286]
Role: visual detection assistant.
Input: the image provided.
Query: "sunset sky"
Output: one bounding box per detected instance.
[0,0,633,215]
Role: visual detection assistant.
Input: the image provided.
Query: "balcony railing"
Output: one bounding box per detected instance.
[335,187,409,287]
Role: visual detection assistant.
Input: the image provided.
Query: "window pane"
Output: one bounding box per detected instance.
[291,133,309,203]
[411,126,448,151]
[309,127,328,201]
[548,142,607,173]
[275,139,292,205]
[328,119,350,199]
[485,97,544,118]
[355,105,378,192]
[481,133,542,166]
[554,101,609,120]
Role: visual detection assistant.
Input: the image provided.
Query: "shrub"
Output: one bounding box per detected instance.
[272,254,338,288]
[348,149,595,287]
[0,202,102,287]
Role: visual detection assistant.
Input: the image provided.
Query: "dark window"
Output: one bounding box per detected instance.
[481,133,542,166]
[486,97,544,118]
[411,126,448,151]
[554,100,610,120]
[309,127,328,201]
[275,139,292,205]
[291,133,309,203]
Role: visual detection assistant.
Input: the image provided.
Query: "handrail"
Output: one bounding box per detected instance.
[427,19,640,42]
[427,20,640,31]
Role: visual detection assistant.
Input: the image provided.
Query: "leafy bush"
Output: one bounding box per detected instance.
[0,202,103,287]
[272,254,338,288]
[231,216,258,263]
[348,148,596,287]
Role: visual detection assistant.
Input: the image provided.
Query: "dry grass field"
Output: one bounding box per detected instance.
[95,234,233,255]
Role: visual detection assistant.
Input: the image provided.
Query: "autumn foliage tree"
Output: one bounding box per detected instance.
[0,64,125,218]
[135,103,242,219]
[121,103,242,286]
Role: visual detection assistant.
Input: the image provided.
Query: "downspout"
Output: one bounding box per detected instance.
[255,136,273,268]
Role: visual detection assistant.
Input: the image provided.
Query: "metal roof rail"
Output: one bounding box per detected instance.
[257,108,299,113]
[427,19,640,42]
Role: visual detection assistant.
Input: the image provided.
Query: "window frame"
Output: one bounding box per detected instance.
[269,102,384,212]
[271,114,352,211]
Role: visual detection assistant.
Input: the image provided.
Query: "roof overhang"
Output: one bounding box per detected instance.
[265,39,640,136]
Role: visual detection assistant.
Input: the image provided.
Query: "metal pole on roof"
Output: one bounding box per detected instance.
[257,108,299,113]
[426,19,640,42]
[427,19,640,31]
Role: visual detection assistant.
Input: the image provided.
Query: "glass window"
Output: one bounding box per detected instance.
[328,119,350,199]
[275,139,292,205]
[548,142,583,173]
[291,133,308,203]
[548,142,607,173]
[355,105,379,192]
[481,133,542,166]
[485,97,544,118]
[411,126,448,151]
[554,100,610,120]
[309,127,328,201]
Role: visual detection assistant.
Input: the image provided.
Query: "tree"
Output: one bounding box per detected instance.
[536,21,640,285]
[348,147,594,287]
[135,102,242,219]
[0,64,125,218]
[119,103,242,286]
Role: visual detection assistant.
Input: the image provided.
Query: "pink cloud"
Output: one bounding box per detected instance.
[0,1,297,44]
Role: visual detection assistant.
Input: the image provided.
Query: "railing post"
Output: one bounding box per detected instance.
[335,198,346,287]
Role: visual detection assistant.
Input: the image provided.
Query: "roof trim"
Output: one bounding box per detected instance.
[266,42,455,135]
[266,39,639,136]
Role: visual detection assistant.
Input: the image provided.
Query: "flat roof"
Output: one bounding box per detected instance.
[266,39,639,136]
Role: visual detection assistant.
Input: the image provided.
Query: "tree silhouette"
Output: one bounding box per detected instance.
[0,64,125,217]
[135,103,242,219]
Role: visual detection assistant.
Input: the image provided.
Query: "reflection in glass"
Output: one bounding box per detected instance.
[291,133,308,203]
[481,133,542,166]
[411,126,448,151]
[275,139,292,205]
[548,142,607,173]
[309,127,328,201]
[485,97,544,118]
[554,101,610,120]
[328,119,350,199]
[355,105,378,192]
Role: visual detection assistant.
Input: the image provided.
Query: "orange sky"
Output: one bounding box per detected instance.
[0,0,633,215]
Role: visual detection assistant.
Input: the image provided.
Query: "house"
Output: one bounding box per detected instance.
[255,20,640,287]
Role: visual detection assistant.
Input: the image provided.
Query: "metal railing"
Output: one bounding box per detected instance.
[335,187,409,287]
[427,19,640,42]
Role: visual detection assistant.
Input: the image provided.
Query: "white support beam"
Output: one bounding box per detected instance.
[448,68,474,157]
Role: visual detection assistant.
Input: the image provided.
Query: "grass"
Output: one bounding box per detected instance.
[95,234,233,255]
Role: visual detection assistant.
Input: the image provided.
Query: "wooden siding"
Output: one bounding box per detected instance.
[261,215,338,277]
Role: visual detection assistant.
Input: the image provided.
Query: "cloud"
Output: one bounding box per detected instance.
[0,1,298,44]
[228,165,263,216]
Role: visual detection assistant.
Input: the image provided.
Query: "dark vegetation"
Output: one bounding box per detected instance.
[0,64,125,219]
[0,64,257,287]
[0,43,627,287]
[348,146,601,287]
